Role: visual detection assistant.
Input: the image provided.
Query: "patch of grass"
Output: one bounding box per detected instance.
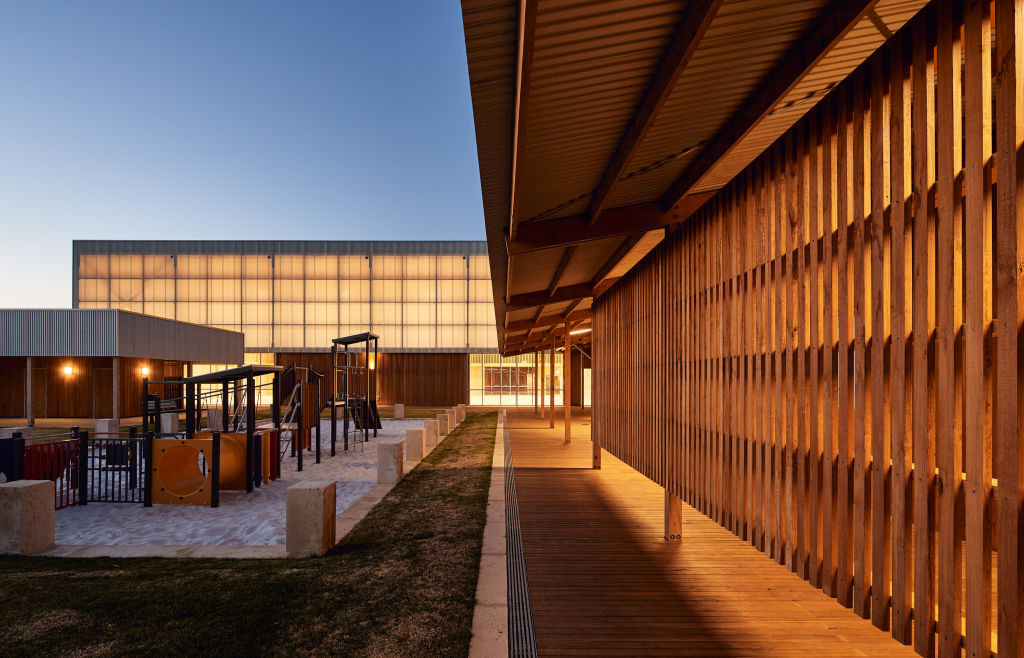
[0,412,498,657]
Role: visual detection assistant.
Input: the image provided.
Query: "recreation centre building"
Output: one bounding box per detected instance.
[71,240,584,408]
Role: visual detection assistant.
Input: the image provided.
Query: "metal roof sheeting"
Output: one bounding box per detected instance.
[0,309,243,363]
[74,240,488,256]
[462,0,930,354]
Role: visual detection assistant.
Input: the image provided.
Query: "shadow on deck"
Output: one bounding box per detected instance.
[506,409,915,657]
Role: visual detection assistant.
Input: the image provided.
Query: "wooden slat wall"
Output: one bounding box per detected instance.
[591,3,1024,655]
[0,356,179,419]
[275,352,468,406]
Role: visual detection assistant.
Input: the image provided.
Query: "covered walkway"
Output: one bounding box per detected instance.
[508,409,915,657]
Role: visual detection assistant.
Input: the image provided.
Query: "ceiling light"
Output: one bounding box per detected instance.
[569,327,592,335]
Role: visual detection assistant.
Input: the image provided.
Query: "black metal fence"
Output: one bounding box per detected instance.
[78,430,152,506]
[502,412,538,658]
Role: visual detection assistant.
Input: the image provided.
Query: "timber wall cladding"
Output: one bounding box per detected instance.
[593,2,1024,656]
[275,352,468,406]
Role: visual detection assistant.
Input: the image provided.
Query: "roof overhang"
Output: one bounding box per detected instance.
[462,0,929,354]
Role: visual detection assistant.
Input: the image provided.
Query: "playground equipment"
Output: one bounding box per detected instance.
[330,332,382,453]
[143,364,284,506]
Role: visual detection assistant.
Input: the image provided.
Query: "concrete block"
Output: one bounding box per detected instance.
[405,428,425,461]
[0,427,29,439]
[159,412,179,435]
[0,480,55,555]
[423,419,439,447]
[457,404,466,423]
[286,481,336,558]
[94,418,119,438]
[447,408,457,429]
[377,442,404,484]
[436,413,448,437]
[393,403,404,420]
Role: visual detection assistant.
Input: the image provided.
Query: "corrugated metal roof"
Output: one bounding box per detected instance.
[0,309,243,363]
[74,240,488,256]
[461,0,928,353]
[463,0,519,346]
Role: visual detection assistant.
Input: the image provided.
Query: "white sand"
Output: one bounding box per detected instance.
[54,418,425,547]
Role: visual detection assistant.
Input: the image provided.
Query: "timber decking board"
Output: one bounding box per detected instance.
[509,411,916,657]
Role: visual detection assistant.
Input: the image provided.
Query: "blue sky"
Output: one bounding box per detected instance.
[0,1,484,306]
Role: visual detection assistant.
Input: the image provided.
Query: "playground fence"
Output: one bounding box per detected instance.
[78,431,152,506]
[23,435,79,509]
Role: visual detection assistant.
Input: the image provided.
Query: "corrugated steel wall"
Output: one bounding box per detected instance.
[116,311,243,363]
[0,309,242,363]
[0,309,117,356]
[593,4,1024,656]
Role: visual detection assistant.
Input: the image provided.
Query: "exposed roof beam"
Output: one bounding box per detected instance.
[548,246,576,295]
[508,194,713,256]
[661,0,912,214]
[584,0,723,225]
[505,326,592,356]
[508,0,538,241]
[506,284,593,311]
[506,308,591,333]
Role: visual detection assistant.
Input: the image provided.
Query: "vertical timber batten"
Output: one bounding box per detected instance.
[589,6,1022,655]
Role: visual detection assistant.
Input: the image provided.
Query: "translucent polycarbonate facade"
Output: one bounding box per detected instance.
[74,242,497,353]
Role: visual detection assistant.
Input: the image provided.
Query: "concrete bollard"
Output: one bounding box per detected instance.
[447,408,457,430]
[159,411,179,435]
[94,418,119,438]
[0,480,55,555]
[436,413,448,438]
[377,442,404,484]
[456,404,466,423]
[423,419,439,447]
[393,403,404,420]
[405,428,426,461]
[0,427,29,439]
[286,481,337,558]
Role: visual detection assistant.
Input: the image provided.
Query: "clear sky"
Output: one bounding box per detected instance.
[0,1,484,307]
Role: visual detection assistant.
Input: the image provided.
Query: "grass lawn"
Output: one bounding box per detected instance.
[0,411,498,657]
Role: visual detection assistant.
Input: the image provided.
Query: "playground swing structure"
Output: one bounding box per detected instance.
[142,365,286,507]
[276,362,326,468]
[330,332,382,453]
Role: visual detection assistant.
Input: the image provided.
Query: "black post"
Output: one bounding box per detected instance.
[311,365,321,464]
[297,395,304,472]
[330,343,337,456]
[143,431,153,507]
[185,382,195,439]
[272,372,281,429]
[222,381,230,433]
[246,375,255,492]
[373,337,378,438]
[211,431,220,508]
[343,346,349,450]
[128,426,138,489]
[77,428,88,505]
[365,338,370,444]
[11,432,25,482]
[141,378,149,435]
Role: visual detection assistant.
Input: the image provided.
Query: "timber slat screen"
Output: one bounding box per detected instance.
[593,3,1023,656]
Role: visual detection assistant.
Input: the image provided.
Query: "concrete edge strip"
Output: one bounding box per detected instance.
[468,411,508,657]
[35,417,466,560]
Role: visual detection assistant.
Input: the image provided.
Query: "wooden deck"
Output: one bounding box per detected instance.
[507,410,917,657]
